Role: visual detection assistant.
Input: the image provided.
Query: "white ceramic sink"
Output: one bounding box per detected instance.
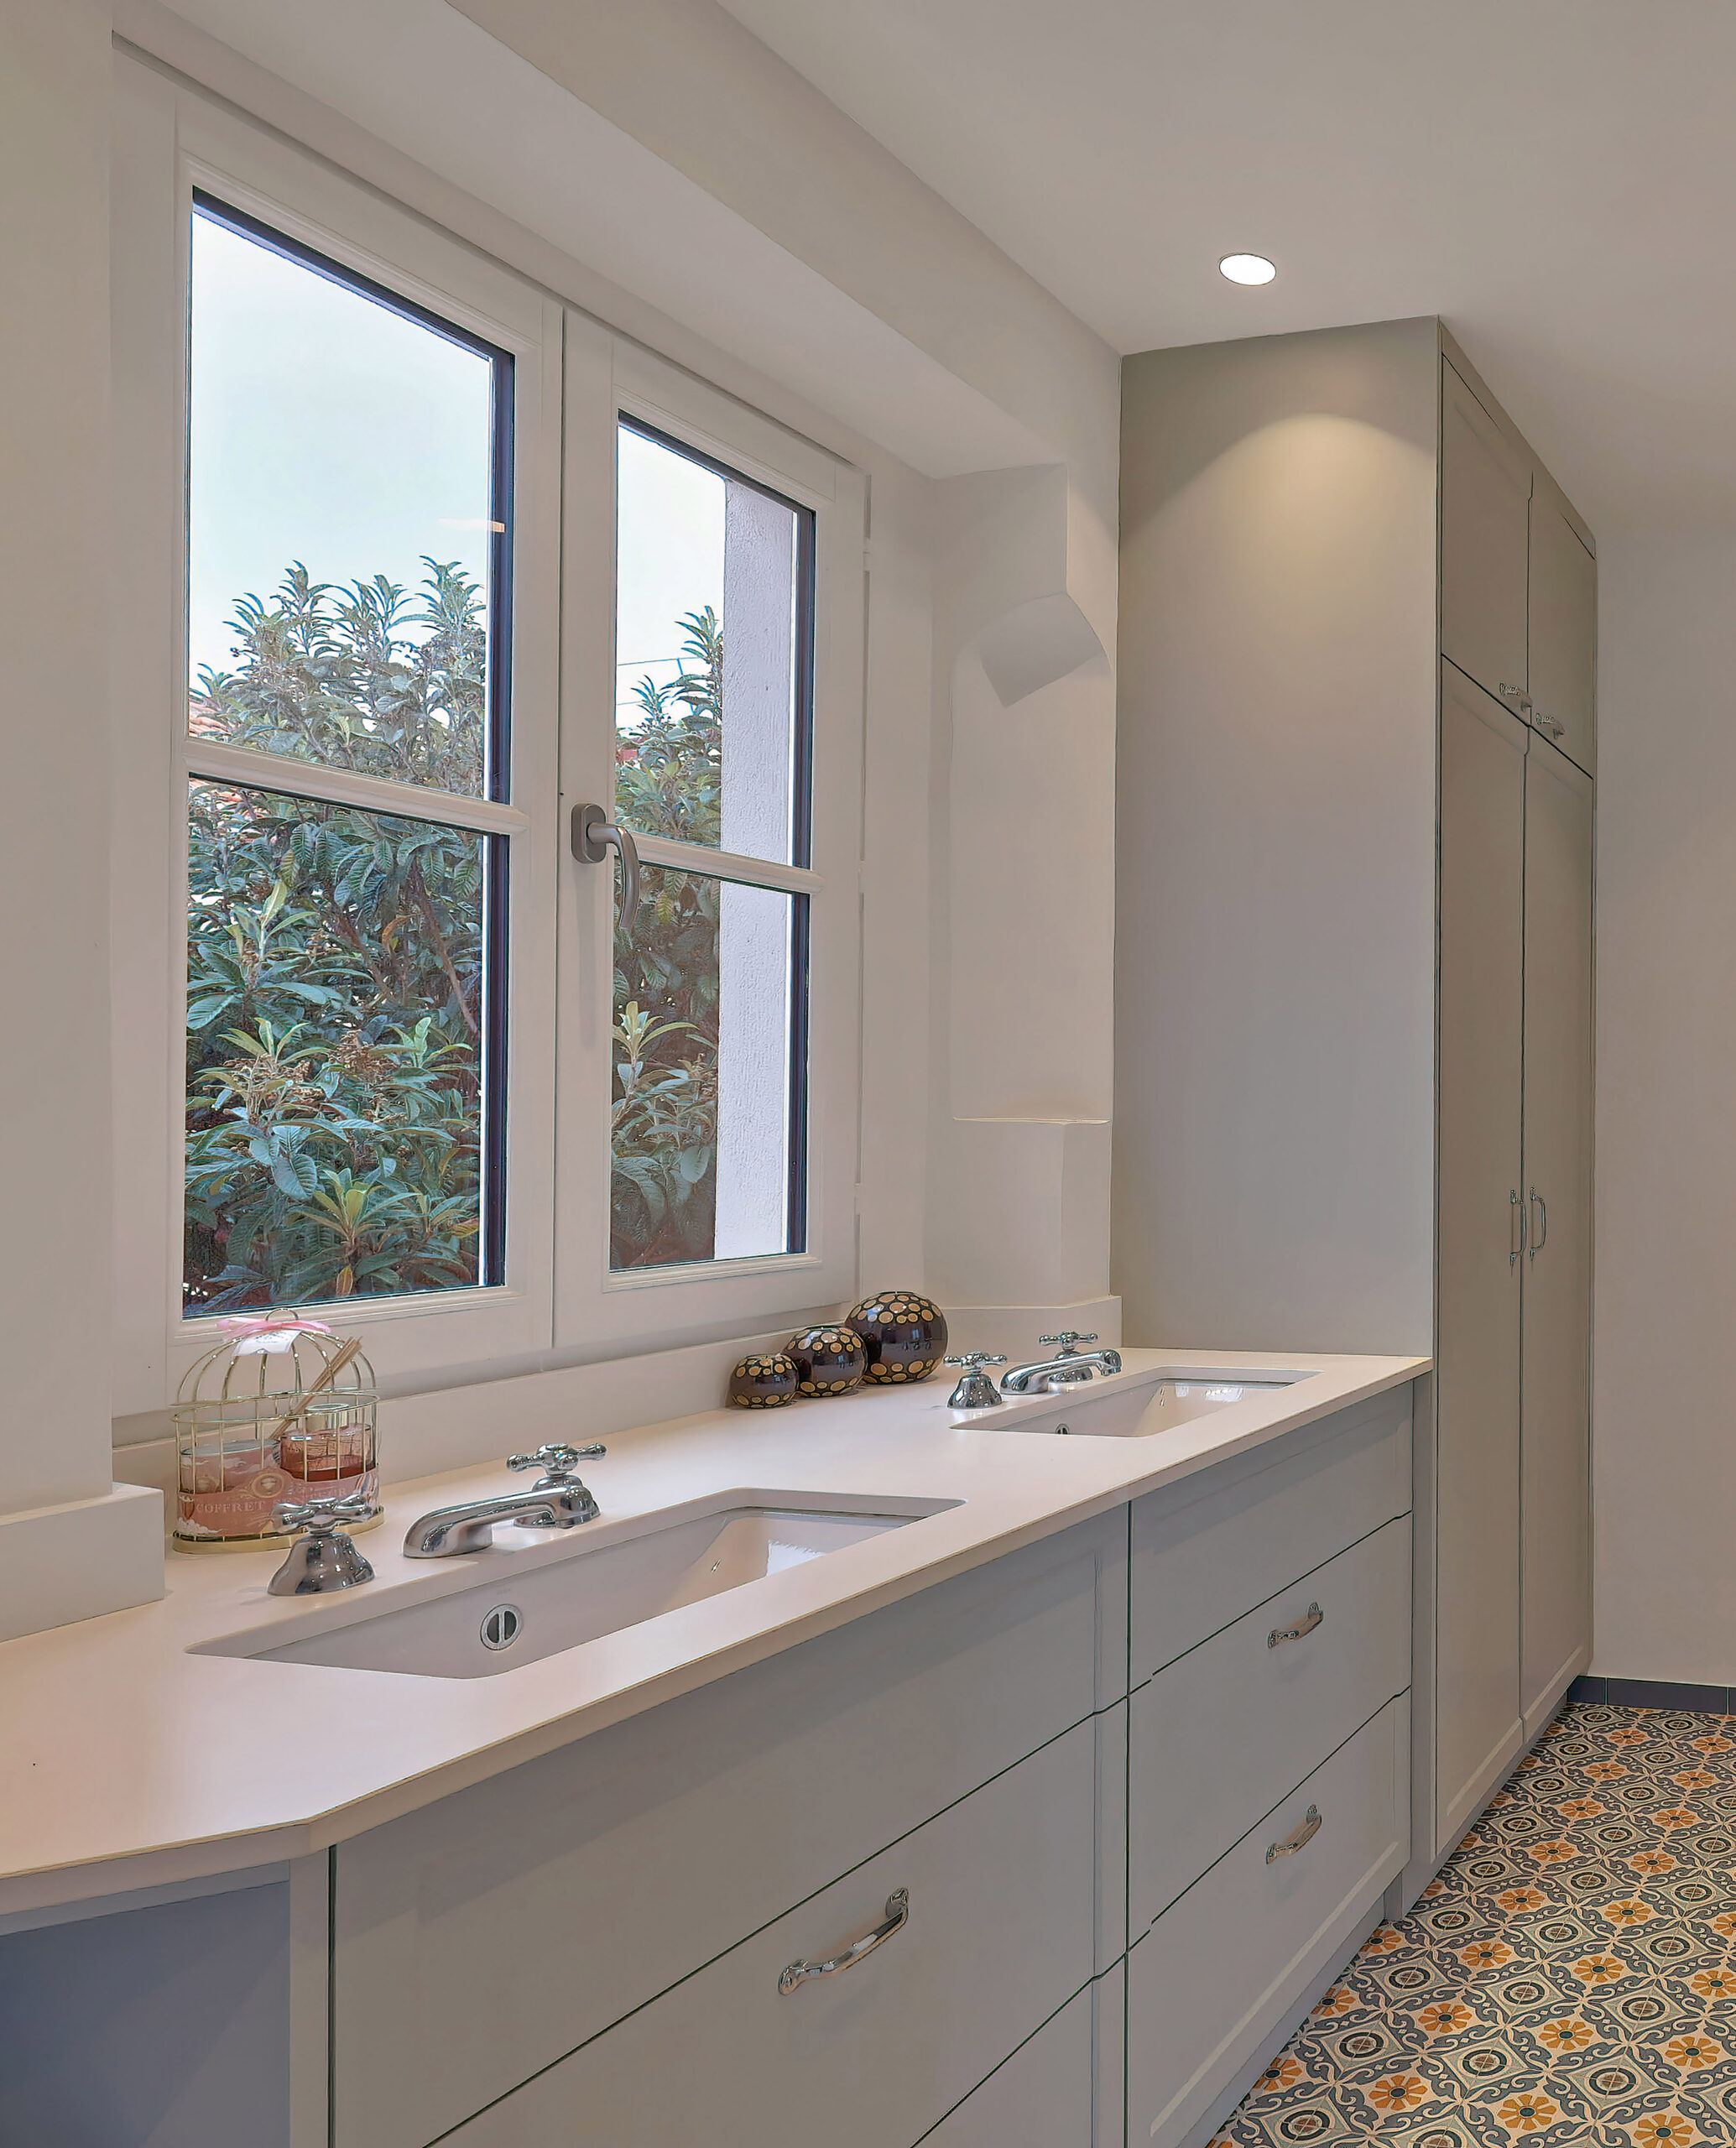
[201,1492,954,1679]
[994,1370,1306,1437]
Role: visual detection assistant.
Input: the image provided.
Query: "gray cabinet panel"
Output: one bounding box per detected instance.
[334,1513,1123,2148]
[1435,663,1526,1848]
[1441,361,1531,713]
[1529,490,1597,778]
[1520,741,1595,1734]
[446,1723,1097,2148]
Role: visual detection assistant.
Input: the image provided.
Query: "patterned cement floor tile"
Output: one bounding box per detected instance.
[1210,1704,1736,2145]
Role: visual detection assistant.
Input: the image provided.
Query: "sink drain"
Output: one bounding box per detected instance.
[480,1603,524,1651]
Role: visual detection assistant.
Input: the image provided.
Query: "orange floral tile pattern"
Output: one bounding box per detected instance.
[1209,1702,1736,2146]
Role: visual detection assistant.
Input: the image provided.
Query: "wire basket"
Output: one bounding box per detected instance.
[172,1316,380,1553]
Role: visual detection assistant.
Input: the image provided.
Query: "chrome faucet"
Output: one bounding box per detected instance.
[403,1442,605,1559]
[999,1332,1123,1395]
[268,1490,377,1595]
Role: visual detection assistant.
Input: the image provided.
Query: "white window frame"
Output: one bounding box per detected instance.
[110,62,867,1411]
[553,340,866,1353]
[111,65,561,1410]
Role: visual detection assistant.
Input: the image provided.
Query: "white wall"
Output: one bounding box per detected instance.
[81,2,1121,1494]
[0,0,162,1636]
[1592,535,1736,1684]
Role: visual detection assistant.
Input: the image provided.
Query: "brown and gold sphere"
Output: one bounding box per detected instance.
[845,1290,949,1384]
[785,1323,868,1398]
[727,1353,800,1409]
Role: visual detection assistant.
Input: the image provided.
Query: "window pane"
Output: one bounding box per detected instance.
[614,422,811,865]
[612,863,806,1270]
[185,779,498,1312]
[188,199,508,797]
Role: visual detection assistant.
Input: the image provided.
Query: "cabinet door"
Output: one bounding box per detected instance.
[1435,662,1526,1850]
[1441,361,1531,714]
[1529,489,1597,777]
[1520,740,1594,1737]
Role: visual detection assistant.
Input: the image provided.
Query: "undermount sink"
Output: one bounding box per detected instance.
[994,1370,1307,1437]
[199,1491,955,1679]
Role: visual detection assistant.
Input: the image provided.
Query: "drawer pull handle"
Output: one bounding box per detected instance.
[1267,1806,1322,1864]
[1269,1603,1323,1649]
[779,1890,910,1995]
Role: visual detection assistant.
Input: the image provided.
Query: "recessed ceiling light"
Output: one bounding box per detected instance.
[1220,253,1276,286]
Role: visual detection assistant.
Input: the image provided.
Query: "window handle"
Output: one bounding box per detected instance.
[571,805,641,925]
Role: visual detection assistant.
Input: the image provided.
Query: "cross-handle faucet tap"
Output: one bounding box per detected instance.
[945,1353,1008,1410]
[268,1490,378,1596]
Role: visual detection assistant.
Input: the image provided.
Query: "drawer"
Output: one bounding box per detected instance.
[1127,1697,1410,2148]
[1130,1514,1410,1926]
[334,1510,1125,2148]
[447,1718,1098,2148]
[1131,1387,1410,1681]
[920,1981,1097,2148]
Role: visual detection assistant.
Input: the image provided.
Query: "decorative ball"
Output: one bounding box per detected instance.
[786,1324,868,1397]
[846,1290,949,1384]
[727,1353,800,1409]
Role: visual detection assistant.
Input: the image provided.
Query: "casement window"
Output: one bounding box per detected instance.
[111,65,863,1410]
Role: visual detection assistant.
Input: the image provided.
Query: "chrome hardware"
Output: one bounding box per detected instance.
[1509,1186,1527,1267]
[1530,705,1567,741]
[1529,1186,1548,1259]
[508,1441,607,1492]
[779,1890,910,1995]
[571,804,642,925]
[403,1456,602,1559]
[479,1603,524,1652]
[1000,1335,1124,1395]
[1499,682,1533,713]
[1267,1806,1322,1864]
[945,1353,1008,1409]
[1268,1602,1324,1649]
[268,1491,376,1596]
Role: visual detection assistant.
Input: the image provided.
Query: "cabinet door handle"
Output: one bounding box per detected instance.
[1269,1602,1324,1649]
[1529,1186,1548,1259]
[1510,1187,1527,1266]
[1530,705,1567,741]
[1499,682,1533,713]
[779,1890,909,1994]
[1267,1806,1322,1864]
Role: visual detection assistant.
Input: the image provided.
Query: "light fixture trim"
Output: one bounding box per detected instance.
[1219,253,1277,286]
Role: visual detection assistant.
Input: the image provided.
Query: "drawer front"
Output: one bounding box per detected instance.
[335,1511,1125,2148]
[448,1720,1098,2148]
[1128,1698,1409,2148]
[921,1981,1096,2148]
[1131,1387,1411,1681]
[1130,1515,1410,1926]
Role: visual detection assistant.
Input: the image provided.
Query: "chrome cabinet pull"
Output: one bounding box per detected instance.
[1529,1186,1548,1259]
[1499,682,1533,713]
[571,803,642,924]
[1267,1806,1322,1864]
[779,1890,909,1995]
[1509,1186,1527,1266]
[1530,705,1567,740]
[1269,1602,1323,1649]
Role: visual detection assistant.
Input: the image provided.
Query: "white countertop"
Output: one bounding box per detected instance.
[0,1347,1426,1919]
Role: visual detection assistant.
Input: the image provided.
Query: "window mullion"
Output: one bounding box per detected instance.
[630,832,821,899]
[182,738,529,838]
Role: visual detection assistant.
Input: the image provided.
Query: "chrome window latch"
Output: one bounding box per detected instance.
[571,804,642,924]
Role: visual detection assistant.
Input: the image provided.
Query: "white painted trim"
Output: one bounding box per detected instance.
[182,738,532,837]
[0,1483,164,1644]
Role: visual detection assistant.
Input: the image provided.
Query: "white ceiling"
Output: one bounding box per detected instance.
[718,0,1736,537]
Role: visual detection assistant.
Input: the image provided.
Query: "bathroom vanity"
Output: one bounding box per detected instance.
[0,1353,1421,2147]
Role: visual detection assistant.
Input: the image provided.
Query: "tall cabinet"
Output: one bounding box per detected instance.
[1116,318,1595,1889]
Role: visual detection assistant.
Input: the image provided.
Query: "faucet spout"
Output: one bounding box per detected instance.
[403,1480,600,1559]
